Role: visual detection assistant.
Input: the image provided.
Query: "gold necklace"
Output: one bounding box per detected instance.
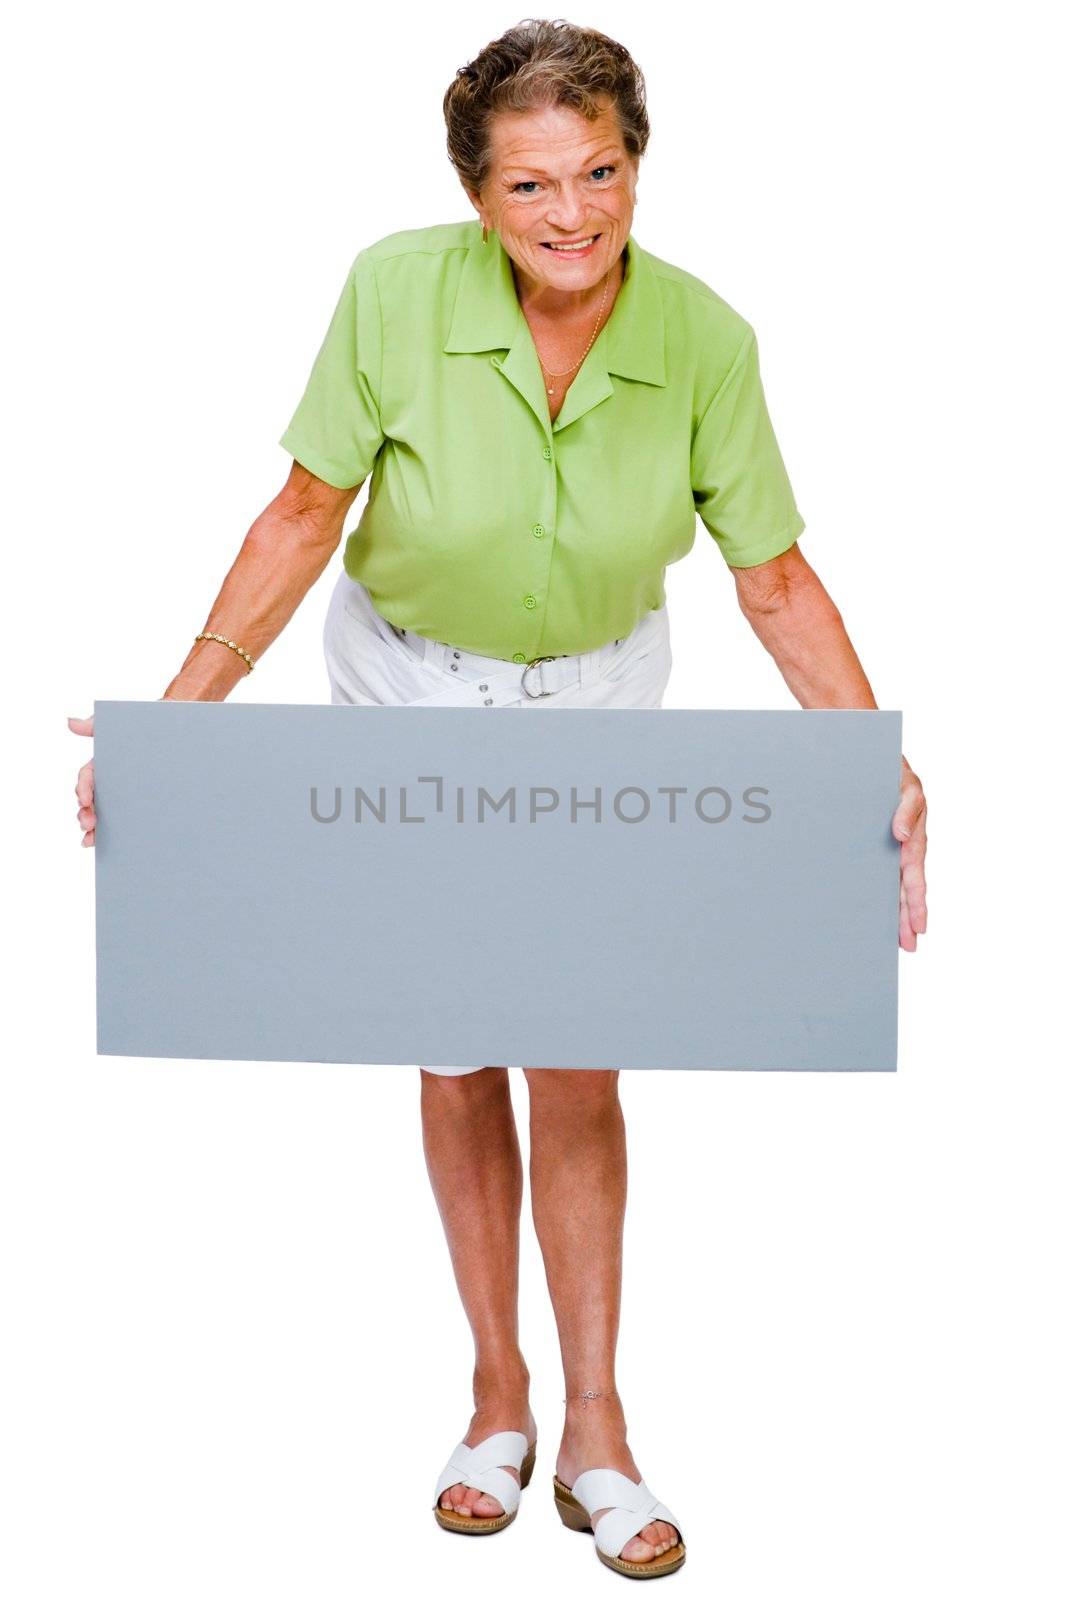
[532,269,613,395]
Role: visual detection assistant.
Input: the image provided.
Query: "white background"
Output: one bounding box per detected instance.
[4,2,1071,1595]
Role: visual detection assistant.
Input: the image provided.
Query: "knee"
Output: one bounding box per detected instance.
[419,1064,509,1094]
[522,1065,619,1102]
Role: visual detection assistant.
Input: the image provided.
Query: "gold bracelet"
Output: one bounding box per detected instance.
[195,631,254,672]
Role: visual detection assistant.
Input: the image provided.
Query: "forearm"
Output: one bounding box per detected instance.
[738,577,878,710]
[161,507,338,701]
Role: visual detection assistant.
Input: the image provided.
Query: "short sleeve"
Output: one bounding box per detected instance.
[691,327,805,567]
[278,249,385,490]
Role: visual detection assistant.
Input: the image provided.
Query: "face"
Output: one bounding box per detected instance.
[467,99,638,303]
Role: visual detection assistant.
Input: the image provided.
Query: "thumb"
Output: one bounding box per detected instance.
[67,714,94,735]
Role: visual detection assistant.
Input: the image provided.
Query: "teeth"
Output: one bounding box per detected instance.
[547,237,596,251]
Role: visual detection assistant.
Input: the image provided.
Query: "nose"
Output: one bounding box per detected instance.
[543,183,593,232]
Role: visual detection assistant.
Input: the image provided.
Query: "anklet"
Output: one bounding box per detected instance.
[563,1388,618,1408]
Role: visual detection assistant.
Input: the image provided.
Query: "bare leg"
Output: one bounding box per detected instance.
[523,1067,680,1563]
[419,1066,537,1517]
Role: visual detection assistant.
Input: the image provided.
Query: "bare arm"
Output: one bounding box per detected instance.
[729,542,876,708]
[70,461,361,844]
[161,461,362,701]
[730,542,928,951]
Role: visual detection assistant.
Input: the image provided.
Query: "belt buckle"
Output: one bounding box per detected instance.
[521,656,556,698]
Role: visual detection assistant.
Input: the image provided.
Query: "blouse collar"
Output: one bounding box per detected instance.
[444,220,666,390]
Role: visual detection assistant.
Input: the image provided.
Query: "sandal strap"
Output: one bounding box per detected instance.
[434,1430,530,1514]
[569,1467,682,1559]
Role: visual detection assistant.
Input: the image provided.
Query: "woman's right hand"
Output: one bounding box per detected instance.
[62,466,359,852]
[68,714,95,847]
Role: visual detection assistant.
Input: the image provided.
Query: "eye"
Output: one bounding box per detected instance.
[511,165,617,195]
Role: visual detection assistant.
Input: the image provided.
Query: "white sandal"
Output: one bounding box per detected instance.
[553,1468,686,1578]
[433,1430,537,1534]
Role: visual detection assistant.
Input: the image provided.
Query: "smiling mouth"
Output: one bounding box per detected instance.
[541,234,601,251]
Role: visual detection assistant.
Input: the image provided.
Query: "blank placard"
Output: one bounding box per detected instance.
[94,702,902,1070]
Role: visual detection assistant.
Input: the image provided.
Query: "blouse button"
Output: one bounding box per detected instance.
[523,594,538,609]
[512,652,527,664]
[542,445,552,460]
[532,522,545,538]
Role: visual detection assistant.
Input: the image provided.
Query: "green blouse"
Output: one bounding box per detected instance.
[279,218,805,663]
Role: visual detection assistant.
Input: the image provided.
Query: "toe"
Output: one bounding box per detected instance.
[439,1477,513,1518]
[620,1520,680,1562]
[619,1534,654,1562]
[649,1519,679,1548]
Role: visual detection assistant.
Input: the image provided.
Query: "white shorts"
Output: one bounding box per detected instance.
[322,566,673,1073]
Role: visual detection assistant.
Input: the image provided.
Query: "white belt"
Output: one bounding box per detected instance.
[387,628,622,707]
[391,657,581,708]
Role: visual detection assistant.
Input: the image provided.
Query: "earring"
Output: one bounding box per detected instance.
[482,222,488,244]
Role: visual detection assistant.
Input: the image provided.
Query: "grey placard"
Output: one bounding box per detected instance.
[93,702,902,1071]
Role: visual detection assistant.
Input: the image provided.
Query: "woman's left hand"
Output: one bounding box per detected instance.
[891,754,928,951]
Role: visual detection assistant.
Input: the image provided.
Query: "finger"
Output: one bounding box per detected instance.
[77,804,96,828]
[892,785,924,842]
[899,874,916,951]
[67,715,94,736]
[900,817,928,935]
[81,828,95,848]
[901,853,928,935]
[75,759,95,807]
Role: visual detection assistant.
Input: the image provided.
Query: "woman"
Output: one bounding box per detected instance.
[70,19,928,1581]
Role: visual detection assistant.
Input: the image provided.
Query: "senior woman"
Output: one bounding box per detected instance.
[70,19,928,1582]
